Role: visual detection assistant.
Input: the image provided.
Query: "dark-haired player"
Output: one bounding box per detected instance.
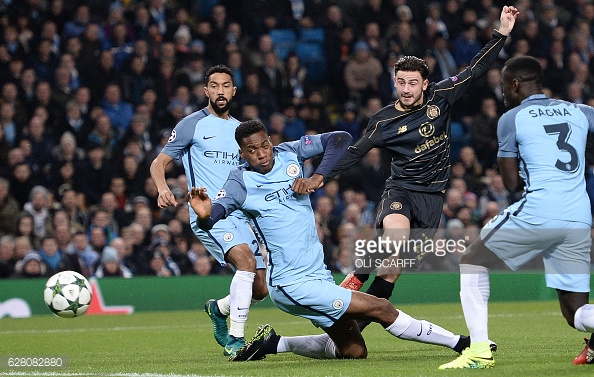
[441,55,594,369]
[325,7,519,332]
[190,120,474,362]
[150,65,267,357]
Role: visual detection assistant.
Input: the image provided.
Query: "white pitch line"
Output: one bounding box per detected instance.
[0,373,228,377]
[0,325,200,336]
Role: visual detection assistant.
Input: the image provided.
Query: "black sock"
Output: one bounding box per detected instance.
[356,276,396,332]
[353,272,370,283]
[365,276,395,300]
[265,333,281,355]
[453,335,470,353]
[588,333,594,348]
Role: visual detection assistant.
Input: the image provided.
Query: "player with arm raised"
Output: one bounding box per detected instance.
[190,120,477,363]
[149,65,267,357]
[325,6,519,332]
[440,55,594,369]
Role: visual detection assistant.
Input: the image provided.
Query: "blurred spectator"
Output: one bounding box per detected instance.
[344,41,382,104]
[453,24,482,67]
[193,255,214,276]
[0,235,15,278]
[37,235,61,274]
[60,189,88,232]
[470,98,499,168]
[94,245,133,278]
[479,174,511,214]
[101,83,134,138]
[148,237,181,277]
[335,101,363,140]
[63,230,100,277]
[258,51,284,101]
[23,185,51,240]
[74,142,112,206]
[0,177,19,237]
[281,105,306,141]
[13,251,48,278]
[235,71,278,123]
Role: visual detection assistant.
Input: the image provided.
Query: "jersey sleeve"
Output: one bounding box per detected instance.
[275,134,325,161]
[160,117,197,159]
[211,169,248,216]
[435,30,507,104]
[324,115,384,181]
[577,104,594,133]
[497,112,518,158]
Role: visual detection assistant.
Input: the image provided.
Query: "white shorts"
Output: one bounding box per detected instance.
[191,212,266,270]
[269,275,352,328]
[481,202,591,293]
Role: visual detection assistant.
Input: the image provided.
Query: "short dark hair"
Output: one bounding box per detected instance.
[394,56,430,80]
[205,64,234,86]
[502,56,542,85]
[235,120,267,146]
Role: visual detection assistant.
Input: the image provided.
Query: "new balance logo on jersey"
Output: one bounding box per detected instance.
[414,131,448,153]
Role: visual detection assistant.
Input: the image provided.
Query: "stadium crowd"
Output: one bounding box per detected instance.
[0,0,591,279]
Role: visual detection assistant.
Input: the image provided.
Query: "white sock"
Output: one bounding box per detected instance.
[217,295,230,316]
[574,304,594,332]
[229,270,255,338]
[277,334,337,359]
[385,309,460,348]
[251,298,263,305]
[460,264,490,343]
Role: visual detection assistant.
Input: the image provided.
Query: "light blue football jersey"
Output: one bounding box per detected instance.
[497,94,594,225]
[161,108,242,224]
[213,135,331,287]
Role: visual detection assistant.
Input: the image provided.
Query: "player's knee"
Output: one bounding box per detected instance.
[226,244,257,271]
[339,343,367,359]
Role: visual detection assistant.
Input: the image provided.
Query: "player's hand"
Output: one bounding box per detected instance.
[157,189,177,208]
[187,187,212,220]
[291,174,324,194]
[498,5,519,36]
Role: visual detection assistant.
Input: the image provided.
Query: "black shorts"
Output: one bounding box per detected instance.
[375,187,444,241]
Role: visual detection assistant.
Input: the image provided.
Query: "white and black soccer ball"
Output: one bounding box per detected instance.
[44,271,92,318]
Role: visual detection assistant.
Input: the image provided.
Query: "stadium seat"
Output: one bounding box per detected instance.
[299,28,325,43]
[296,42,324,61]
[270,29,298,62]
[269,29,297,45]
[296,42,326,83]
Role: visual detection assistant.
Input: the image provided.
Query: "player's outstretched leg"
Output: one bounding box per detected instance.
[205,297,230,346]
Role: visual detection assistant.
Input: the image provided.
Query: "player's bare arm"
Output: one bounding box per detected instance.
[497,156,523,192]
[188,187,212,220]
[497,6,519,36]
[150,152,178,208]
[292,174,324,194]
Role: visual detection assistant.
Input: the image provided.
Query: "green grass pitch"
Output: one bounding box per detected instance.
[0,301,592,377]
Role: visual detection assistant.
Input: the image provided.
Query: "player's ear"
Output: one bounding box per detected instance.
[238,148,244,159]
[232,86,237,97]
[422,79,429,90]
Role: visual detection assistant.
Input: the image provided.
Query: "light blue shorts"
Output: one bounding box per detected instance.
[481,203,591,293]
[269,276,352,328]
[191,212,266,269]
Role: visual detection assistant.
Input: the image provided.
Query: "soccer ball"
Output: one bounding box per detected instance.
[44,271,92,318]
